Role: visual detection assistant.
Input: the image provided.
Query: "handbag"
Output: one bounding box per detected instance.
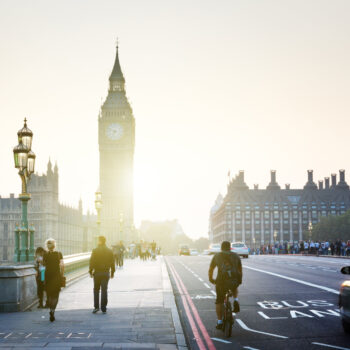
[61,275,66,288]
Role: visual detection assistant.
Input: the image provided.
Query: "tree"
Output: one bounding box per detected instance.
[312,210,350,241]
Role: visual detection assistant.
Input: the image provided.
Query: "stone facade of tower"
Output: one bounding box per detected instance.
[98,47,135,244]
[0,160,97,262]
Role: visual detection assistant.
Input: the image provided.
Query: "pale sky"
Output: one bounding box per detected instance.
[1,0,350,239]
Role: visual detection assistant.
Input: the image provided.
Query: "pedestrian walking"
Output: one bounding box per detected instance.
[89,236,115,314]
[35,247,47,308]
[43,238,64,322]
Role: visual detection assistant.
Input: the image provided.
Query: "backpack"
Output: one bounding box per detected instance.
[218,253,240,290]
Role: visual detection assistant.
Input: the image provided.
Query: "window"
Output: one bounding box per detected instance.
[245,212,251,219]
[264,211,270,219]
[255,212,260,219]
[293,211,298,219]
[283,211,289,218]
[274,211,279,219]
[236,211,241,218]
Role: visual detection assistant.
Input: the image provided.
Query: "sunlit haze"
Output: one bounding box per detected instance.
[1,0,350,239]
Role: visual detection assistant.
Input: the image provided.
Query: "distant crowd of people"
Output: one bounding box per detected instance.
[253,239,350,256]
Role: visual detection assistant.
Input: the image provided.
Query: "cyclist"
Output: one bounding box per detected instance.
[208,241,242,330]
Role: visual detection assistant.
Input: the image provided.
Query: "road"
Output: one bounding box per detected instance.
[166,254,350,350]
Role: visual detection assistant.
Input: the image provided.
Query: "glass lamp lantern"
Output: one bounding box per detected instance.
[27,150,36,175]
[95,191,102,210]
[13,141,29,170]
[17,119,33,150]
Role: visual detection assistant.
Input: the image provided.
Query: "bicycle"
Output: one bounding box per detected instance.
[222,288,234,337]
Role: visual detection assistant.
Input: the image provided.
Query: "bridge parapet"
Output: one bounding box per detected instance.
[0,252,91,312]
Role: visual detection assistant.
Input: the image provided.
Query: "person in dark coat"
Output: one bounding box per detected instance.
[89,236,115,314]
[43,238,64,322]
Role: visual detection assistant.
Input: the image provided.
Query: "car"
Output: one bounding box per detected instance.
[190,249,199,256]
[202,249,210,255]
[209,243,221,255]
[231,242,249,258]
[339,265,350,333]
[179,244,190,256]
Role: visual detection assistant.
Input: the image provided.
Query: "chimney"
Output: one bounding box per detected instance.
[325,177,330,189]
[267,170,280,190]
[254,184,259,190]
[285,184,290,190]
[308,170,313,183]
[337,169,349,190]
[318,181,323,190]
[239,170,244,182]
[271,170,276,183]
[331,173,337,188]
[304,170,317,190]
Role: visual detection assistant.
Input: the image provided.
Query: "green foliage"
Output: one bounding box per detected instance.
[312,210,350,241]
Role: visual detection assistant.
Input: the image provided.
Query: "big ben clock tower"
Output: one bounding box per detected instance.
[98,45,135,243]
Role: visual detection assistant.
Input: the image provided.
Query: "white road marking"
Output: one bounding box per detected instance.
[236,319,288,339]
[243,266,339,294]
[211,337,232,344]
[312,342,350,350]
[198,277,204,282]
[204,283,211,289]
[244,347,260,350]
[210,290,216,296]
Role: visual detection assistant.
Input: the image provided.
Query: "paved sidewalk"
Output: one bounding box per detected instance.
[0,257,186,350]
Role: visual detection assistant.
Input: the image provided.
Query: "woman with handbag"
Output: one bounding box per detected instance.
[43,238,65,322]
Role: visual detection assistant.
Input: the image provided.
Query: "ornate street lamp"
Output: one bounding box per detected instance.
[13,118,36,262]
[94,190,102,245]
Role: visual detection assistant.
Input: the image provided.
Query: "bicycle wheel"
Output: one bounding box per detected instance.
[224,302,233,337]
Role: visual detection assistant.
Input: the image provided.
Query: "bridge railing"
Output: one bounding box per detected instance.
[63,252,91,276]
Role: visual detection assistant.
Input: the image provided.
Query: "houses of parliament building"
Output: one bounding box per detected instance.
[209,169,350,245]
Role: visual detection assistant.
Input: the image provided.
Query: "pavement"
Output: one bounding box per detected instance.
[0,257,187,350]
[165,254,350,350]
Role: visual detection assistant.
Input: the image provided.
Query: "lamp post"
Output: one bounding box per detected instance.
[119,212,124,242]
[94,190,102,245]
[308,221,313,242]
[13,118,36,262]
[253,237,256,255]
[273,230,277,243]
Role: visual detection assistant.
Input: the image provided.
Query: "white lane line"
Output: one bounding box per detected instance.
[194,274,199,278]
[210,290,216,296]
[244,347,260,350]
[312,342,350,350]
[243,265,339,295]
[211,337,232,344]
[236,319,288,339]
[204,283,211,289]
[198,277,204,282]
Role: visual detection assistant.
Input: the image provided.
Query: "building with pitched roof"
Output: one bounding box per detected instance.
[210,169,350,246]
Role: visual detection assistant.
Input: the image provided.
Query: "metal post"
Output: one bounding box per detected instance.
[19,194,30,262]
[14,224,20,262]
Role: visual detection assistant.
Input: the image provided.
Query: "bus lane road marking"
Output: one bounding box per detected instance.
[236,319,288,339]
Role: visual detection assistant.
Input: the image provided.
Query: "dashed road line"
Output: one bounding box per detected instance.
[211,337,232,344]
[244,347,260,350]
[312,342,350,350]
[204,283,211,289]
[210,290,216,296]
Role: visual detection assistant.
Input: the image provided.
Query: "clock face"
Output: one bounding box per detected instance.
[106,123,124,140]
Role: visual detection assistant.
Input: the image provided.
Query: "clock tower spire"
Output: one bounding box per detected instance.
[98,44,135,244]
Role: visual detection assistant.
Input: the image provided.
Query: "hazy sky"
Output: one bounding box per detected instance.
[1,0,350,239]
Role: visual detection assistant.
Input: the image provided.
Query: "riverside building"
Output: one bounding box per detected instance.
[210,170,350,245]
